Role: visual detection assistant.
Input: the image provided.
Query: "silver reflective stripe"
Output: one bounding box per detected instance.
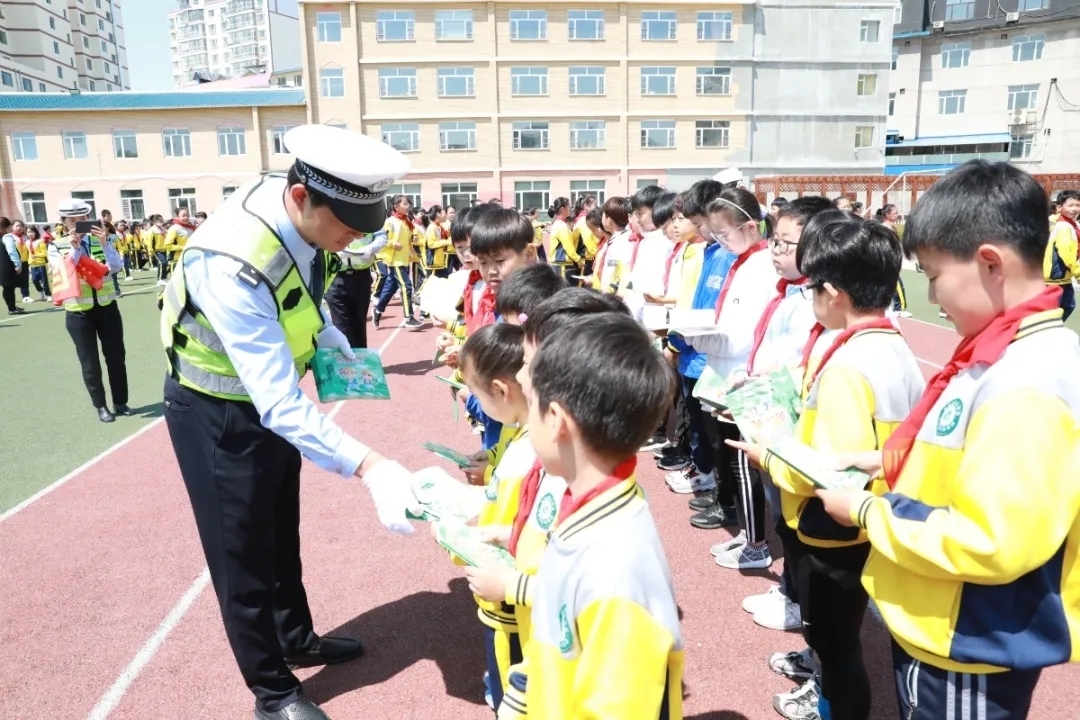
[63,296,95,307]
[173,356,248,397]
[178,315,225,353]
[262,247,292,288]
[163,280,183,315]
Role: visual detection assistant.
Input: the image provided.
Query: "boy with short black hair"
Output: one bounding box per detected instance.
[818,160,1080,720]
[525,312,684,719]
[625,185,676,305]
[494,263,568,322]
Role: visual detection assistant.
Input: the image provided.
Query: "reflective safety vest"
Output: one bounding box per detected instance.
[340,235,377,271]
[159,179,338,402]
[61,235,116,312]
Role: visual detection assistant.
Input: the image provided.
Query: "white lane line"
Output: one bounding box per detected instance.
[901,315,953,333]
[917,357,944,370]
[84,319,408,720]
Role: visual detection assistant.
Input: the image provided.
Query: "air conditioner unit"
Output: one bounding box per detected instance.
[1009,108,1029,126]
[1005,11,1020,22]
[932,20,945,30]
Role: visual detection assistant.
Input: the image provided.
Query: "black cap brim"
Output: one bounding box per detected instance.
[326,198,387,234]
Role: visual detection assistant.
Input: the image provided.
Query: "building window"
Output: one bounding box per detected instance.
[854,125,875,149]
[570,180,607,205]
[641,66,676,96]
[80,12,86,25]
[695,120,730,148]
[442,182,478,210]
[435,10,473,41]
[120,190,145,220]
[439,121,477,151]
[569,66,605,96]
[62,131,89,159]
[1,72,12,87]
[71,191,97,220]
[54,40,60,54]
[112,129,138,158]
[569,120,606,149]
[38,83,46,92]
[378,68,416,98]
[511,67,548,96]
[89,80,95,91]
[316,12,342,42]
[509,10,547,40]
[938,89,967,114]
[83,36,89,49]
[637,179,659,190]
[437,67,475,97]
[641,119,676,148]
[512,121,549,150]
[385,183,423,213]
[641,10,677,41]
[1012,34,1045,62]
[941,41,971,68]
[320,67,345,97]
[87,58,93,70]
[860,20,880,42]
[568,10,605,40]
[376,11,415,42]
[857,73,877,96]
[217,127,246,156]
[1007,83,1039,110]
[697,11,732,40]
[1019,0,1049,9]
[1010,133,1034,159]
[382,122,420,152]
[889,92,896,115]
[21,192,48,224]
[223,186,238,200]
[169,188,197,216]
[271,125,296,154]
[696,66,731,95]
[515,181,551,210]
[162,128,192,157]
[944,0,974,21]
[11,132,38,161]
[892,48,898,70]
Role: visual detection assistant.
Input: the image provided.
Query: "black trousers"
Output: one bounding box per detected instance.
[16,266,29,298]
[164,376,318,712]
[2,284,15,312]
[733,440,767,544]
[325,269,372,349]
[699,413,740,506]
[65,302,128,409]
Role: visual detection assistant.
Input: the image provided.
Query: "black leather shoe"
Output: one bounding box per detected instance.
[255,697,330,720]
[284,636,363,669]
[114,403,132,416]
[97,407,115,423]
[690,502,738,530]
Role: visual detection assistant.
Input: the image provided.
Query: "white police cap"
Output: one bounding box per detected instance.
[284,125,410,234]
[57,198,93,218]
[713,167,743,187]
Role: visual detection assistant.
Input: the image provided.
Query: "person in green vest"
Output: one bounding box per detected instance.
[50,198,130,423]
[159,125,422,720]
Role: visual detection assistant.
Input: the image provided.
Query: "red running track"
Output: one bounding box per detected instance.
[0,308,1075,720]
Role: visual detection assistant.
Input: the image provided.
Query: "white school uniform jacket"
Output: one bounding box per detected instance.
[629,229,674,297]
[689,250,778,380]
[735,285,818,378]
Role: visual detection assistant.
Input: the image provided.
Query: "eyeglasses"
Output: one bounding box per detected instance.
[769,237,798,253]
[798,282,823,299]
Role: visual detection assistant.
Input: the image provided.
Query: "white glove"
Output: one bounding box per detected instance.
[317,324,356,360]
[362,460,423,536]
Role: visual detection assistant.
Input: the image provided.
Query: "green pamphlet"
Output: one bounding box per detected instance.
[434,521,516,568]
[435,374,468,393]
[692,365,733,410]
[422,441,477,469]
[724,366,802,445]
[768,439,872,491]
[406,467,489,523]
[311,349,391,403]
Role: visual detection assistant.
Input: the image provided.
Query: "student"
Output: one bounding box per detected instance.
[625,185,676,309]
[817,160,1080,720]
[494,262,568,323]
[1044,189,1079,319]
[593,197,631,294]
[520,311,683,718]
[424,205,453,279]
[570,195,599,284]
[730,210,924,720]
[373,194,423,330]
[547,197,579,279]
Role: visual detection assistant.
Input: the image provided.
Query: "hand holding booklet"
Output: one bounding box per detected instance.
[407,467,489,523]
[433,521,516,568]
[767,439,872,491]
[724,366,802,445]
[311,349,391,403]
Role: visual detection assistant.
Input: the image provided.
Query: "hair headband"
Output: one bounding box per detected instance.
[710,196,758,224]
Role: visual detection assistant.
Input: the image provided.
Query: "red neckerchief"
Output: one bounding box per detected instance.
[882,286,1062,489]
[626,227,645,272]
[1059,213,1079,234]
[391,211,410,224]
[462,270,497,334]
[556,458,636,525]
[661,241,687,296]
[173,220,197,231]
[714,241,768,322]
[573,212,587,225]
[747,278,806,375]
[436,223,450,240]
[508,460,545,556]
[802,317,896,392]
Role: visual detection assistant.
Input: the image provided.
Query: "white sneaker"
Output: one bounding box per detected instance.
[753,588,803,631]
[22,296,34,303]
[742,583,784,613]
[773,678,822,720]
[156,279,167,287]
[714,542,773,570]
[126,275,136,282]
[768,647,817,681]
[711,530,746,557]
[897,310,912,318]
[667,469,715,494]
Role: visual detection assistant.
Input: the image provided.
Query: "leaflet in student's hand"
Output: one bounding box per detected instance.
[692,365,732,410]
[668,309,724,338]
[406,467,489,523]
[767,439,872,491]
[433,520,516,568]
[725,366,802,445]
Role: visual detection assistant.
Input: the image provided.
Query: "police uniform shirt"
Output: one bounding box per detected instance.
[182,176,371,477]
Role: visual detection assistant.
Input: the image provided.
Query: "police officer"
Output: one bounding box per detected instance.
[160,125,421,720]
[324,229,387,349]
[52,199,131,423]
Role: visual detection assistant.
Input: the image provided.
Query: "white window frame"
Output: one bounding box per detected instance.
[854,125,875,149]
[387,183,423,212]
[442,182,479,210]
[10,132,38,161]
[271,125,296,154]
[1012,33,1045,62]
[376,11,415,42]
[120,189,145,221]
[641,66,676,96]
[168,187,197,216]
[938,89,967,115]
[439,121,477,151]
[857,73,877,97]
[222,186,238,200]
[70,191,97,220]
[569,120,606,150]
[435,10,474,41]
[511,67,548,96]
[112,129,138,159]
[514,181,551,211]
[1007,83,1039,110]
[570,180,607,205]
[381,122,421,153]
[437,67,475,97]
[217,127,247,156]
[162,128,192,157]
[860,20,880,42]
[316,12,342,42]
[892,47,899,70]
[509,10,547,41]
[640,119,676,148]
[696,11,732,40]
[941,41,971,68]
[568,10,605,40]
[512,121,549,150]
[641,10,677,41]
[944,0,974,21]
[695,120,730,148]
[1010,132,1034,159]
[378,67,417,98]
[319,67,345,98]
[21,192,48,223]
[889,92,896,116]
[568,66,605,96]
[696,66,731,95]
[1019,0,1049,9]
[62,131,88,160]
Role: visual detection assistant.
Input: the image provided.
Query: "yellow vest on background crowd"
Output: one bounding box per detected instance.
[56,234,116,311]
[159,180,338,402]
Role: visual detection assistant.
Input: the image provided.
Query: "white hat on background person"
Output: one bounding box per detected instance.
[57,198,93,218]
